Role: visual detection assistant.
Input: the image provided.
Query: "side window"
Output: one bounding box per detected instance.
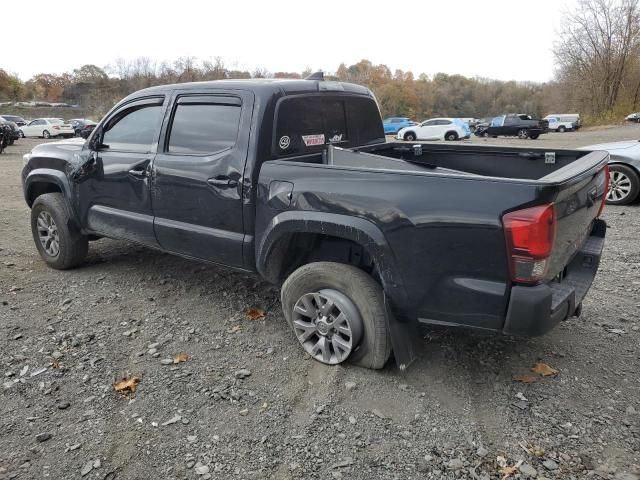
[167,102,241,155]
[102,104,163,152]
[33,120,45,126]
[437,120,452,125]
[391,119,401,124]
[504,116,518,125]
[422,120,437,126]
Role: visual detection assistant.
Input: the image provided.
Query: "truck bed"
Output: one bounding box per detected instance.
[257,142,608,333]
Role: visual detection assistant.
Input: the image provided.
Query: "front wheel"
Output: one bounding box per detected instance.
[607,164,640,205]
[31,193,88,269]
[281,262,391,369]
[517,128,529,139]
[557,126,566,133]
[529,134,540,139]
[404,132,416,141]
[42,130,51,139]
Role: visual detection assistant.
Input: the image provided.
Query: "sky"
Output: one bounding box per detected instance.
[3,0,576,83]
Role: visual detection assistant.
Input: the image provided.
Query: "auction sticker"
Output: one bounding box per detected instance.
[302,134,325,146]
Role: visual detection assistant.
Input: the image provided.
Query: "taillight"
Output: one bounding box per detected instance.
[53,125,60,130]
[597,164,609,217]
[503,203,556,284]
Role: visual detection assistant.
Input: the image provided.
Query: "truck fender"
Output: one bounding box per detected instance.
[256,211,418,369]
[24,169,81,230]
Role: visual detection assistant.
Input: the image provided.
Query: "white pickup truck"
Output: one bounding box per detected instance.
[544,114,581,132]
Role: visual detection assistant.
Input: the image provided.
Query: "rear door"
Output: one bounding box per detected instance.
[24,119,44,136]
[417,120,438,140]
[151,90,253,268]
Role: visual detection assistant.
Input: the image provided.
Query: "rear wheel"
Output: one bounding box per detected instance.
[281,262,392,369]
[404,131,416,141]
[529,134,540,139]
[42,130,51,139]
[517,128,529,139]
[607,164,639,205]
[30,193,88,269]
[445,131,458,141]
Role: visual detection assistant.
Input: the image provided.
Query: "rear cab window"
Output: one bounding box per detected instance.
[274,95,384,157]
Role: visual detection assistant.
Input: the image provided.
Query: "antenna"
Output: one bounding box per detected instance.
[305,71,324,81]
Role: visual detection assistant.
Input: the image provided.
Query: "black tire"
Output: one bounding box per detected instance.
[20,131,25,138]
[30,193,88,269]
[281,262,392,369]
[404,131,416,141]
[517,128,529,139]
[557,126,566,133]
[529,134,539,139]
[445,131,458,141]
[8,139,14,145]
[42,130,51,139]
[607,164,640,205]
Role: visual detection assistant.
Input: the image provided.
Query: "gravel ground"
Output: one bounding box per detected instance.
[0,132,639,480]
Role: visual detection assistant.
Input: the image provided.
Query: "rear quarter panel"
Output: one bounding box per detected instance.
[256,162,546,331]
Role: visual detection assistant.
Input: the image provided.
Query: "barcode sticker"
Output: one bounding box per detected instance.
[545,152,556,164]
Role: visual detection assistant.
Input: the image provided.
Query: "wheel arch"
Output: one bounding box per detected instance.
[24,169,81,231]
[256,211,407,306]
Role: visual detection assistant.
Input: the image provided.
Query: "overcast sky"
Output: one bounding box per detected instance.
[4,0,575,82]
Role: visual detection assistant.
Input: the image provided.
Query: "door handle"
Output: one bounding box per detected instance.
[207,177,238,188]
[128,167,149,178]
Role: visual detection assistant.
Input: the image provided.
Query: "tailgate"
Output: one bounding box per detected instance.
[543,154,608,281]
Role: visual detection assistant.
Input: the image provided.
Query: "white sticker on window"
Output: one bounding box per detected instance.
[278,135,291,149]
[328,134,343,143]
[302,134,325,146]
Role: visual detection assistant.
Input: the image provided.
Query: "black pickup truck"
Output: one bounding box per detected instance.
[21,77,608,370]
[477,114,549,139]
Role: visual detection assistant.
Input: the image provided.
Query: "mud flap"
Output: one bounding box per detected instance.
[384,293,420,371]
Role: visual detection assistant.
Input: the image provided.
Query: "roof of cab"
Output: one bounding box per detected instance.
[124,78,374,102]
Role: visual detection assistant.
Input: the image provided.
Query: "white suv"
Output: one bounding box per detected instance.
[396,118,469,141]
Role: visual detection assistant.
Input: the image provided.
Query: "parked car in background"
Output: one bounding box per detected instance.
[20,118,75,139]
[545,117,574,132]
[544,114,581,131]
[483,114,548,139]
[0,115,27,127]
[68,119,97,137]
[396,117,469,141]
[383,117,417,135]
[78,122,97,139]
[579,140,640,205]
[0,120,21,145]
[625,112,640,123]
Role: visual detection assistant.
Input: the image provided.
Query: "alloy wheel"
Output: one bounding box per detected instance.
[36,211,60,257]
[292,289,363,365]
[608,170,632,202]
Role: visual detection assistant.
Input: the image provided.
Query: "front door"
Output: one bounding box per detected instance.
[151,90,252,268]
[75,96,166,246]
